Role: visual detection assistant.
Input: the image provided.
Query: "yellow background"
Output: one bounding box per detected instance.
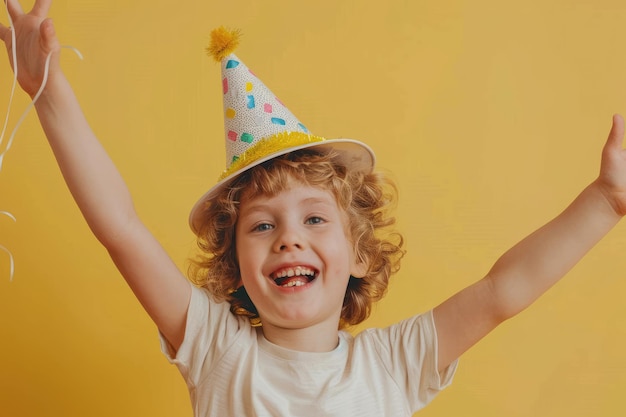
[2,0,626,416]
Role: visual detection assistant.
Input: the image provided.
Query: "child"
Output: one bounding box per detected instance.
[2,0,625,416]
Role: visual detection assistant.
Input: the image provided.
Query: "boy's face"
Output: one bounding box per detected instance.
[235,180,366,334]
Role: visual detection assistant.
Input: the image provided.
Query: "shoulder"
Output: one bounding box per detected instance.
[355,311,437,349]
[348,311,458,412]
[161,285,252,367]
[186,285,250,338]
[352,310,456,382]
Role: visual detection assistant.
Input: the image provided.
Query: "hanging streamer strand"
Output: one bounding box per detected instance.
[1,3,82,280]
[0,45,84,171]
[0,211,16,281]
[0,4,18,167]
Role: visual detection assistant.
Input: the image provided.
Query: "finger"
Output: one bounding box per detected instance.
[605,114,625,151]
[0,23,9,40]
[5,0,25,18]
[31,0,52,17]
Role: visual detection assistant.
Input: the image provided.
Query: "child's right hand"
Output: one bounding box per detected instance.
[0,0,61,98]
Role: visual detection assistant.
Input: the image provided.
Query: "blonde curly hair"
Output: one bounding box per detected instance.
[189,148,404,328]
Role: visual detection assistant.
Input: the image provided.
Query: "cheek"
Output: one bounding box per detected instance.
[234,232,252,267]
[236,242,264,285]
[234,244,252,287]
[325,241,354,279]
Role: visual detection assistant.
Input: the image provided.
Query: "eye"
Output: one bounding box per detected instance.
[305,216,325,225]
[252,222,274,232]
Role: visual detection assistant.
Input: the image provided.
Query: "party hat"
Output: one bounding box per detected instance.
[189,27,375,233]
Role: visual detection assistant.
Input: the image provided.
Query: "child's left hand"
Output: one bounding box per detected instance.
[435,113,626,373]
[597,114,626,217]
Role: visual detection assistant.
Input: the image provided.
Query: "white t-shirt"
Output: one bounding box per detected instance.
[161,285,457,416]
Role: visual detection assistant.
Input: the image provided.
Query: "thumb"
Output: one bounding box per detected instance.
[39,18,60,54]
[605,114,625,152]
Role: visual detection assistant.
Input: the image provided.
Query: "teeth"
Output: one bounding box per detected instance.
[281,279,307,288]
[275,267,314,278]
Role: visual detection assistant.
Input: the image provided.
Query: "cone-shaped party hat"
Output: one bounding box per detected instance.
[189,27,375,233]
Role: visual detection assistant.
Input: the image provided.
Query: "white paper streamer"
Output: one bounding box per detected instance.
[0,211,16,281]
[1,3,82,280]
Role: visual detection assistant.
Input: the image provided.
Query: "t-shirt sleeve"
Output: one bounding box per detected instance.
[159,284,245,388]
[366,310,458,412]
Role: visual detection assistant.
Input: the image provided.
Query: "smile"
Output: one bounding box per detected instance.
[271,266,318,287]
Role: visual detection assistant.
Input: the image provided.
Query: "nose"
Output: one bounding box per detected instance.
[273,225,305,252]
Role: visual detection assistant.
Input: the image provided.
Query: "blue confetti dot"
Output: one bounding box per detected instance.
[225,60,240,69]
[247,95,256,109]
[271,118,286,125]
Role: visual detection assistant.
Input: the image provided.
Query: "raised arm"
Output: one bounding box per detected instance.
[0,0,191,350]
[433,114,626,372]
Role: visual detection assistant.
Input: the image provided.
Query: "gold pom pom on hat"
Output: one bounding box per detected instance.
[207,26,242,62]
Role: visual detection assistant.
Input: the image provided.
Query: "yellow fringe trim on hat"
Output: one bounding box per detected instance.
[207,26,242,62]
[218,132,327,181]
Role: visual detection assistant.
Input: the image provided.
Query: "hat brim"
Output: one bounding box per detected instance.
[188,138,375,234]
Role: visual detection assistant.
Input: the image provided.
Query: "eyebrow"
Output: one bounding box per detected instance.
[301,197,335,206]
[240,196,335,216]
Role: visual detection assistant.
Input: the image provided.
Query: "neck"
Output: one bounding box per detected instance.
[260,320,342,352]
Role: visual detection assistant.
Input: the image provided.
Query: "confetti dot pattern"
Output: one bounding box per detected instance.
[220,53,310,166]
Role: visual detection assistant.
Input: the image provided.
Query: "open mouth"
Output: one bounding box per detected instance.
[272,266,318,288]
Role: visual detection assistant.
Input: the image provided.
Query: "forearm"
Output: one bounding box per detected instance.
[34,72,138,246]
[488,180,622,319]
